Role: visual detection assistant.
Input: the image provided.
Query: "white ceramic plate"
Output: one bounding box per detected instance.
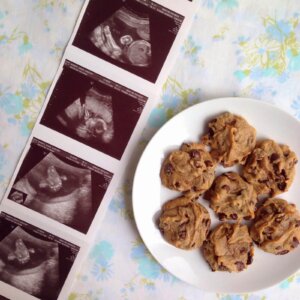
[132,98,300,293]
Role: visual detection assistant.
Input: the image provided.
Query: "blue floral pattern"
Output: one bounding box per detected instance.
[1,1,300,300]
[90,241,114,281]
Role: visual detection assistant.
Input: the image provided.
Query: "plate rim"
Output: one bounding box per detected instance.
[132,97,300,293]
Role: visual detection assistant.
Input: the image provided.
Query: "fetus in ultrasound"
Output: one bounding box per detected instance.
[90,6,152,67]
[57,86,114,144]
[12,152,92,228]
[7,238,35,265]
[0,227,59,299]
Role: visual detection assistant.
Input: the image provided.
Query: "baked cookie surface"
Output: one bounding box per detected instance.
[242,139,298,196]
[202,223,254,272]
[250,198,300,255]
[204,172,257,221]
[201,112,256,167]
[160,143,217,195]
[158,196,211,250]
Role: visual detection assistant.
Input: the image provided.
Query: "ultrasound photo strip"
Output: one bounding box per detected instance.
[0,1,198,298]
[40,60,148,160]
[0,212,79,300]
[7,138,113,234]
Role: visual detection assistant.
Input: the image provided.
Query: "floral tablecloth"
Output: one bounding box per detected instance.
[1,1,300,299]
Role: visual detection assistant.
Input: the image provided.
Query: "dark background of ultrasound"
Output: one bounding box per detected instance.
[73,0,181,83]
[40,64,144,160]
[9,142,108,234]
[0,215,76,300]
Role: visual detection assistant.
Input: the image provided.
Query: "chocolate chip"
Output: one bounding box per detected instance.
[178,231,186,239]
[218,213,226,221]
[270,153,280,162]
[235,261,245,271]
[195,161,201,168]
[264,226,274,235]
[295,159,298,164]
[230,119,237,126]
[247,253,253,265]
[258,179,269,184]
[205,160,213,167]
[236,190,243,196]
[270,203,280,213]
[296,220,300,227]
[230,213,238,220]
[203,219,210,227]
[240,247,247,254]
[219,264,228,271]
[175,182,181,188]
[203,189,213,200]
[292,237,299,248]
[260,208,270,217]
[273,163,280,174]
[281,169,287,178]
[278,174,286,182]
[270,188,275,196]
[277,250,289,255]
[225,227,233,237]
[221,185,230,192]
[190,150,200,159]
[277,182,287,191]
[164,163,174,175]
[181,143,190,149]
[208,128,214,137]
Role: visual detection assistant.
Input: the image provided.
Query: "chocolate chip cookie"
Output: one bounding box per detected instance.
[203,223,254,272]
[160,143,217,196]
[242,139,298,197]
[250,198,300,255]
[204,172,257,221]
[158,195,211,250]
[201,112,256,167]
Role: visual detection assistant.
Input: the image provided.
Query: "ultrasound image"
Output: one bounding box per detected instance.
[41,61,147,160]
[12,152,92,229]
[73,0,184,83]
[57,86,114,145]
[0,227,59,299]
[0,214,79,300]
[8,138,113,234]
[90,5,152,67]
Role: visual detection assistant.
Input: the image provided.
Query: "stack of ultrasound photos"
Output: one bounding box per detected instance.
[0,0,199,299]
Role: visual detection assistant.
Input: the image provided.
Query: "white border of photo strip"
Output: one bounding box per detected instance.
[0,0,199,299]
